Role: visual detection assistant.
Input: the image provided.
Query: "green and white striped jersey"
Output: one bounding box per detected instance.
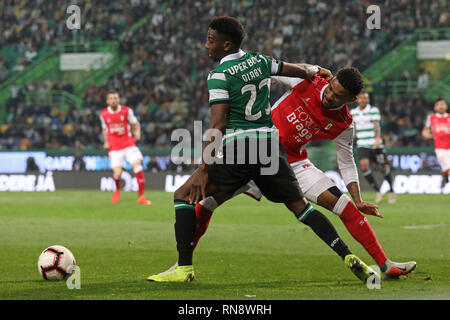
[207,50,283,142]
[350,104,383,148]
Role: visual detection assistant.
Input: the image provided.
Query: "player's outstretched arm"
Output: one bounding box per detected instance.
[280,63,333,81]
[271,76,303,89]
[334,125,382,218]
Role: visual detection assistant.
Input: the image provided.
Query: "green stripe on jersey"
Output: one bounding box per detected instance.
[353,112,380,116]
[207,52,282,132]
[356,128,375,132]
[351,104,383,148]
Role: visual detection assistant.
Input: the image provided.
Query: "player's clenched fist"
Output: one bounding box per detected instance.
[317,66,333,82]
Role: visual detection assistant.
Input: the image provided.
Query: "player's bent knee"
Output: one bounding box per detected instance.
[359,160,369,172]
[316,187,342,211]
[328,186,343,199]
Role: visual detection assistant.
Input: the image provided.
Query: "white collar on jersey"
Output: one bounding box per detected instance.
[320,84,329,102]
[219,49,246,65]
[357,103,371,112]
[108,105,122,114]
[435,112,448,118]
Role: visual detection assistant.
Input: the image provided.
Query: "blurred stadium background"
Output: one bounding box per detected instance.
[0,0,449,193]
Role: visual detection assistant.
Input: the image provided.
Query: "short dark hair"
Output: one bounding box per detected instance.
[336,67,364,96]
[209,16,245,48]
[435,97,446,104]
[106,90,119,97]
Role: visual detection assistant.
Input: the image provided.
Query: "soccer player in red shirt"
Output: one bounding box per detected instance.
[422,98,450,189]
[190,67,416,278]
[100,90,151,205]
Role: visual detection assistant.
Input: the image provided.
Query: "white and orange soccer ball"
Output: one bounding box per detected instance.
[38,245,76,280]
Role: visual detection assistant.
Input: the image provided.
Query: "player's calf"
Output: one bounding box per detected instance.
[193,199,217,247]
[295,202,352,260]
[133,164,151,204]
[174,199,197,266]
[333,194,388,266]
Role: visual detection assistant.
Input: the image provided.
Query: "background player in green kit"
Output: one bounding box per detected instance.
[351,92,396,204]
[147,16,378,283]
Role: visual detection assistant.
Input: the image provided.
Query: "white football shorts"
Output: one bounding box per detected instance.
[435,148,450,172]
[109,146,144,168]
[289,159,335,203]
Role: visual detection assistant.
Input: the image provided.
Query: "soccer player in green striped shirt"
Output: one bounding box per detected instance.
[148,16,378,283]
[350,92,396,203]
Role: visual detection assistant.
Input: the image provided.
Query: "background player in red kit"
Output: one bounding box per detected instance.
[100,91,151,205]
[422,98,450,189]
[189,67,416,278]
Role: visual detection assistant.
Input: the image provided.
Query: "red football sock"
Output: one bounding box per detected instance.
[113,175,121,191]
[193,203,213,248]
[339,202,387,266]
[135,170,145,197]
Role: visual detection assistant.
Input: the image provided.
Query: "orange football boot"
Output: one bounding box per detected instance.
[111,190,120,203]
[137,195,152,205]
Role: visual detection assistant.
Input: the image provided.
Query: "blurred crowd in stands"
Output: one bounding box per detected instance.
[0,0,150,77]
[1,0,449,152]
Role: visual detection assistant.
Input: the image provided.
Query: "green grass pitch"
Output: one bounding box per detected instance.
[0,190,449,300]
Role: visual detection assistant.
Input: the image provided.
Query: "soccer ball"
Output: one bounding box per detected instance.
[38,245,76,280]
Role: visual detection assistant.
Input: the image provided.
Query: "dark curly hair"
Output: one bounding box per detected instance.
[336,67,364,96]
[209,16,245,48]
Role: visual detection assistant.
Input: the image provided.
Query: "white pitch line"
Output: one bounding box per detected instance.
[402,224,449,230]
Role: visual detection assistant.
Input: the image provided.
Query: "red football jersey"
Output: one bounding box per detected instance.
[271,75,353,163]
[426,113,450,149]
[100,105,137,151]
